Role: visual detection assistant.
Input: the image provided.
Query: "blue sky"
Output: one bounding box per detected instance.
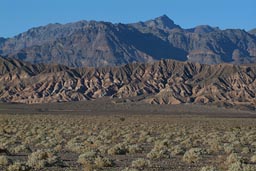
[1,0,255,38]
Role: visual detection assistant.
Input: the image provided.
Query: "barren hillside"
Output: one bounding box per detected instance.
[0,56,255,110]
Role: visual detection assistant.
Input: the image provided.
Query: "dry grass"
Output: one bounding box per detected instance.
[0,114,256,171]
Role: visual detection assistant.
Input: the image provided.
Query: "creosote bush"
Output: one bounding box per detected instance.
[7,162,30,171]
[27,150,61,169]
[200,166,219,171]
[77,150,114,170]
[122,168,140,171]
[182,148,205,163]
[147,147,170,159]
[107,143,128,155]
[0,155,12,166]
[94,156,114,168]
[131,158,151,169]
[171,145,185,155]
[250,155,256,163]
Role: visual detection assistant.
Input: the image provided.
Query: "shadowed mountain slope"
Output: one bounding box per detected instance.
[0,15,256,67]
[0,56,255,110]
[250,28,256,36]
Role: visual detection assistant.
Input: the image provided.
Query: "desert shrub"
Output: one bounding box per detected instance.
[223,143,235,154]
[77,150,98,165]
[107,143,128,155]
[225,153,242,165]
[53,144,63,152]
[78,150,114,170]
[241,147,250,154]
[137,130,152,143]
[27,150,61,169]
[98,145,109,154]
[131,158,151,169]
[146,136,155,143]
[146,139,172,159]
[0,155,12,166]
[180,138,193,148]
[171,145,185,155]
[242,164,256,171]
[182,148,205,163]
[250,155,256,163]
[227,161,243,171]
[122,133,136,143]
[94,156,114,168]
[224,153,254,171]
[154,139,171,149]
[127,144,143,154]
[12,145,31,154]
[122,167,140,171]
[232,140,241,146]
[147,146,170,159]
[38,138,59,149]
[251,142,256,147]
[7,162,30,171]
[65,135,90,153]
[208,139,222,153]
[66,141,86,153]
[225,132,238,143]
[192,138,203,147]
[200,166,219,171]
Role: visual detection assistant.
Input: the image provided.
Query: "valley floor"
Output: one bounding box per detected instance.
[0,102,256,171]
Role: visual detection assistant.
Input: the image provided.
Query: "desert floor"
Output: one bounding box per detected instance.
[0,100,256,171]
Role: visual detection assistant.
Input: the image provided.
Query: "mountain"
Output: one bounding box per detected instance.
[250,28,256,36]
[131,15,181,32]
[0,15,256,67]
[0,21,187,67]
[0,37,6,53]
[0,56,255,110]
[0,37,5,43]
[186,25,220,34]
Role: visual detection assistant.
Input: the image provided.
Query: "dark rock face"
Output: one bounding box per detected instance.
[0,56,255,110]
[0,37,6,53]
[0,37,5,43]
[0,15,256,67]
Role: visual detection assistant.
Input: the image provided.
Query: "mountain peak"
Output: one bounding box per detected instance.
[155,14,172,22]
[145,15,180,30]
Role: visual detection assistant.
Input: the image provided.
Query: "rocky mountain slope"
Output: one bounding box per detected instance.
[1,15,256,67]
[0,56,255,110]
[250,28,256,36]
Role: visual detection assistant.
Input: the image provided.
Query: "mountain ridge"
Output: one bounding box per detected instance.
[0,56,255,110]
[250,28,256,36]
[0,15,256,67]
